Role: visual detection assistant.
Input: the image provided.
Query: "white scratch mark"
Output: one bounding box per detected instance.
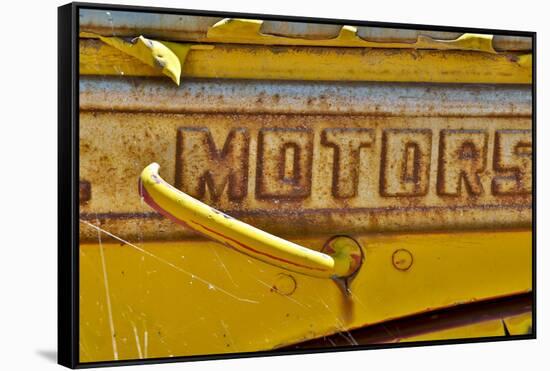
[130,321,143,359]
[254,278,309,309]
[81,220,259,304]
[349,290,369,313]
[316,295,358,346]
[144,330,149,359]
[79,340,92,360]
[96,218,119,360]
[333,317,359,346]
[210,246,238,287]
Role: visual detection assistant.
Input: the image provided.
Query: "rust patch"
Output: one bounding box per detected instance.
[79,180,91,204]
[175,127,250,201]
[256,128,314,200]
[380,129,432,197]
[437,130,489,197]
[321,128,374,199]
[492,130,532,195]
[80,77,533,117]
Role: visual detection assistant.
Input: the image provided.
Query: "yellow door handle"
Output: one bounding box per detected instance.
[139,163,362,279]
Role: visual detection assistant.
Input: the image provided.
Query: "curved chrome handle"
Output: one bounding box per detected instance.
[138,163,362,279]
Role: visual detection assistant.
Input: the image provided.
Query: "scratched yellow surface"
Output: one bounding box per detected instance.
[78,23,533,363]
[79,229,531,362]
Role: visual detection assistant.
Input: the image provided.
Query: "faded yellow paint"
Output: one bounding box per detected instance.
[79,228,531,362]
[398,319,506,343]
[79,39,532,84]
[504,312,533,335]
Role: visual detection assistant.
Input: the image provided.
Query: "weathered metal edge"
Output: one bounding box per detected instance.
[80,76,532,116]
[79,40,532,84]
[79,9,531,51]
[78,205,532,242]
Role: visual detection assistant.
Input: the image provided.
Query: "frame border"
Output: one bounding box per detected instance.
[58,3,79,368]
[58,2,537,368]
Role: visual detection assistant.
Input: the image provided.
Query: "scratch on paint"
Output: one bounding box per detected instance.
[254,277,310,309]
[130,321,143,359]
[210,245,239,288]
[349,290,369,313]
[79,340,92,360]
[144,329,149,358]
[96,218,119,360]
[317,296,358,346]
[81,220,259,304]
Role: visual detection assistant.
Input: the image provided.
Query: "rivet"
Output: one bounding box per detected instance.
[271,273,297,296]
[392,249,413,271]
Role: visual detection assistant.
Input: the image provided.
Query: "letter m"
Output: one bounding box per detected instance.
[176,127,249,201]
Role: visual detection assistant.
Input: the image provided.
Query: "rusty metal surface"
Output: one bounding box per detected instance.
[260,21,342,39]
[355,29,531,52]
[79,9,223,41]
[80,77,532,116]
[79,9,532,51]
[79,78,532,241]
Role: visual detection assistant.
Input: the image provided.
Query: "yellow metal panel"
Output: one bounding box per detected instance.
[79,39,532,84]
[79,228,531,362]
[504,312,533,335]
[399,319,506,343]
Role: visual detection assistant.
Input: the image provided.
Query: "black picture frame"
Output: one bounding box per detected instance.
[58,2,536,368]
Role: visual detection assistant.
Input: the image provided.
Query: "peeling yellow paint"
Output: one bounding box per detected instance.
[206,19,497,53]
[93,34,185,85]
[79,39,531,84]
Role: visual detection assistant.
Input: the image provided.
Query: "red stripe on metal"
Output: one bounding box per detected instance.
[189,220,328,272]
[139,177,328,273]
